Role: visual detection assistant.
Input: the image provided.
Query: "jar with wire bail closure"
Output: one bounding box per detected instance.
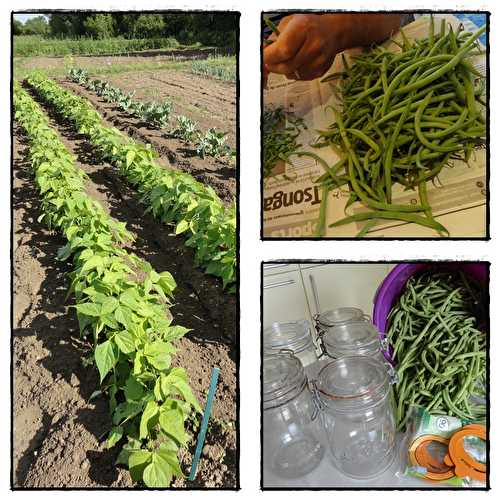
[311,356,397,479]
[263,320,318,366]
[315,309,389,363]
[263,351,325,478]
[315,307,370,328]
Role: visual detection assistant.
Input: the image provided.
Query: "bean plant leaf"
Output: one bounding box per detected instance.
[158,272,176,294]
[94,340,118,383]
[120,288,140,309]
[143,457,173,488]
[126,149,136,167]
[75,302,102,317]
[81,255,104,273]
[157,445,184,477]
[163,325,191,342]
[114,329,136,354]
[144,341,175,371]
[175,220,189,235]
[171,378,202,412]
[112,401,143,425]
[128,450,152,482]
[139,400,159,439]
[159,408,186,445]
[114,305,132,329]
[124,375,144,401]
[106,426,123,448]
[100,296,119,315]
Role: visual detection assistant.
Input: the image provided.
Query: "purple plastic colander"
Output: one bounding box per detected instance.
[373,262,488,363]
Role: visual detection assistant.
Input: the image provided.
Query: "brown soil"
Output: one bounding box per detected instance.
[12,87,238,489]
[57,72,236,205]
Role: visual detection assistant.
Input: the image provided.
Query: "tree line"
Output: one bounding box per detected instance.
[13,13,238,46]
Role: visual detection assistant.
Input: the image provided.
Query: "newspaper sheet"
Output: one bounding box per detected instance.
[263,15,487,238]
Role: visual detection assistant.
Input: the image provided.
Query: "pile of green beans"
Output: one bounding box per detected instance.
[263,106,306,179]
[386,270,486,430]
[316,19,486,236]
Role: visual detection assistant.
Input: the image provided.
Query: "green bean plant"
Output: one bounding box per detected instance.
[314,20,486,236]
[28,72,236,290]
[14,82,201,487]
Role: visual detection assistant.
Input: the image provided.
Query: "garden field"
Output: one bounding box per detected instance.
[12,43,237,488]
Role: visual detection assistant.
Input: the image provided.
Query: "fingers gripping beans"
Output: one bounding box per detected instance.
[316,21,486,236]
[386,270,486,429]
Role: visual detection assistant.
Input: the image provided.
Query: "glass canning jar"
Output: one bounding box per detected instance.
[263,320,318,366]
[315,307,370,329]
[317,320,389,363]
[312,356,397,479]
[263,352,325,478]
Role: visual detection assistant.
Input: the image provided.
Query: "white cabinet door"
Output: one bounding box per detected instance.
[301,264,392,318]
[263,270,312,327]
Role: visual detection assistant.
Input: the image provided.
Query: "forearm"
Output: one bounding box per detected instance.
[327,13,402,51]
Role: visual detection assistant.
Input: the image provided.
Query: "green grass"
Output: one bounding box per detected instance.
[191,56,236,82]
[13,35,180,57]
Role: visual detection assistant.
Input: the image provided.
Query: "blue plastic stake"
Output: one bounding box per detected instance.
[188,367,220,481]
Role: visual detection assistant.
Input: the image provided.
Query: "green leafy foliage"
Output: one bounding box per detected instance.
[14,82,202,486]
[191,57,236,82]
[67,68,233,156]
[172,115,199,142]
[14,35,180,58]
[28,72,236,290]
[196,127,231,159]
[69,69,172,128]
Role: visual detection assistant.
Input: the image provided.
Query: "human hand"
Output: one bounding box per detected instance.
[263,14,344,82]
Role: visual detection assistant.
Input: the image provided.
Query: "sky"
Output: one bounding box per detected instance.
[13,13,48,24]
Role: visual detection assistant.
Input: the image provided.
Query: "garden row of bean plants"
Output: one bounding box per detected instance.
[68,68,233,159]
[27,72,236,291]
[14,81,201,487]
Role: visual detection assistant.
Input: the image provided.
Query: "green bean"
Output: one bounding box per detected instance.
[386,270,486,428]
[384,98,411,202]
[312,21,486,236]
[329,210,448,234]
[393,26,486,95]
[315,185,328,237]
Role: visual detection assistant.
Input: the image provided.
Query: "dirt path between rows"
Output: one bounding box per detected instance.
[57,74,236,205]
[12,89,238,488]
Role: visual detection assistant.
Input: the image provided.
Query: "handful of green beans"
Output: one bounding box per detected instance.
[316,18,486,236]
[263,106,306,179]
[386,270,486,430]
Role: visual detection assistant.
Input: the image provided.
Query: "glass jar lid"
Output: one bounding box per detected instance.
[316,307,368,327]
[263,352,307,410]
[315,356,389,411]
[264,320,313,354]
[321,321,380,357]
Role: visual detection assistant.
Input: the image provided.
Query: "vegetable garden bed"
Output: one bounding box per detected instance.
[12,81,237,488]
